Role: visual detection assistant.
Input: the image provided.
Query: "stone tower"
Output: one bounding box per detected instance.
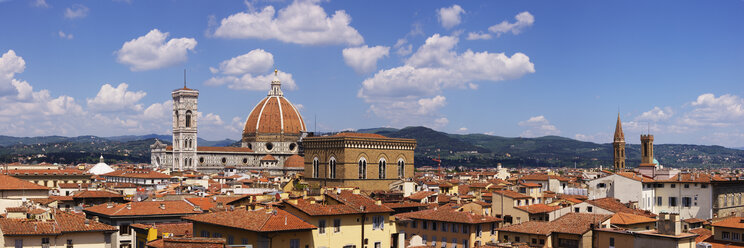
[613,114,626,171]
[640,134,655,166]
[172,84,199,171]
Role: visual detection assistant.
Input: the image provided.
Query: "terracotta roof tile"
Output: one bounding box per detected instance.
[0,211,116,235]
[712,216,744,229]
[586,198,655,218]
[407,191,436,200]
[72,190,125,199]
[688,228,712,244]
[610,212,656,225]
[395,207,502,224]
[147,237,225,248]
[0,174,49,190]
[84,200,203,217]
[284,190,393,216]
[102,169,171,179]
[499,213,611,236]
[284,154,304,168]
[4,168,89,176]
[492,190,532,199]
[517,204,560,214]
[130,222,193,237]
[260,154,277,161]
[184,208,315,232]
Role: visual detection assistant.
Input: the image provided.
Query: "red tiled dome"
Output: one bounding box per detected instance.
[244,96,305,136]
[243,72,305,138]
[284,154,305,168]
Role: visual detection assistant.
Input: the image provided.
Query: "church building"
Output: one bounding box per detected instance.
[150,70,305,174]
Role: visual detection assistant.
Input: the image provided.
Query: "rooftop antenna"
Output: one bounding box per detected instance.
[183,69,187,88]
[314,114,317,134]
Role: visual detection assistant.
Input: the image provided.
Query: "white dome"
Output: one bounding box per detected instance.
[88,155,114,175]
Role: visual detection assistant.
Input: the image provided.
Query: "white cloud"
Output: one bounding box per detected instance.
[457,127,468,133]
[58,31,74,40]
[466,32,492,40]
[358,34,534,127]
[437,5,465,29]
[342,45,390,74]
[682,93,744,127]
[198,112,224,126]
[206,70,296,91]
[86,83,147,112]
[116,29,197,71]
[0,50,26,96]
[518,115,560,137]
[0,50,208,138]
[64,4,89,19]
[394,38,413,56]
[217,49,274,75]
[142,100,171,120]
[206,50,296,91]
[636,106,673,122]
[212,0,363,46]
[32,0,49,8]
[488,11,534,36]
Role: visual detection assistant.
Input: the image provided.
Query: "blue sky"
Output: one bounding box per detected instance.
[0,0,742,147]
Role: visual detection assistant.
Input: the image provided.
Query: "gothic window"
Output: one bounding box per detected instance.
[379,158,386,179]
[313,157,319,178]
[185,111,192,128]
[398,159,405,178]
[358,158,367,179]
[329,157,337,179]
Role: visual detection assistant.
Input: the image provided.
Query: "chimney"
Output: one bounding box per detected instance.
[107,202,113,208]
[193,205,202,212]
[353,189,360,195]
[93,216,99,222]
[84,218,90,226]
[375,200,382,206]
[126,204,132,210]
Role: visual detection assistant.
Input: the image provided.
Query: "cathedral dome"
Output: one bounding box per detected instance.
[243,70,306,138]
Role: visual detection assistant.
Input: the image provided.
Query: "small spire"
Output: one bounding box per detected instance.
[614,113,624,142]
[183,69,186,88]
[274,69,278,76]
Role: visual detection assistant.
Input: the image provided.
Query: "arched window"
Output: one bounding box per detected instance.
[313,157,319,178]
[185,111,192,128]
[329,157,337,179]
[358,158,367,179]
[398,159,405,178]
[379,158,386,179]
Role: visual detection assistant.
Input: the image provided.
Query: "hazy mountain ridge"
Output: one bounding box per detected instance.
[0,134,237,164]
[358,126,744,168]
[1,127,742,168]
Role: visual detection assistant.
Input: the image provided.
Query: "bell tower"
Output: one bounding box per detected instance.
[640,134,655,166]
[172,75,199,171]
[613,114,626,171]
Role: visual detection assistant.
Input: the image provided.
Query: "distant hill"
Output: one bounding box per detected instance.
[2,127,743,168]
[359,126,744,168]
[0,134,236,164]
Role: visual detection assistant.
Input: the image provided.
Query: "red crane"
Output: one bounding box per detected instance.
[432,154,442,173]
